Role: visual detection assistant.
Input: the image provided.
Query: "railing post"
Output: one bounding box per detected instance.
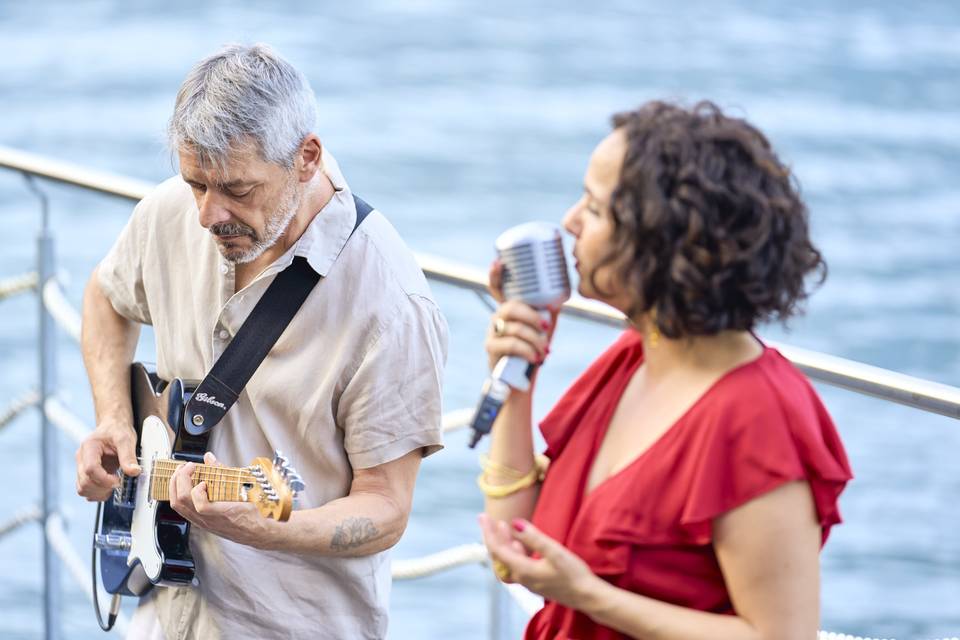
[489,574,511,640]
[29,174,60,640]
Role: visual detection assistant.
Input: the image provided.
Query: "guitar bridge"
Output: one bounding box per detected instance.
[112,471,137,508]
[94,530,132,556]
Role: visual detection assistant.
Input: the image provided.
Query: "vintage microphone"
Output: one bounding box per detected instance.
[467,222,571,448]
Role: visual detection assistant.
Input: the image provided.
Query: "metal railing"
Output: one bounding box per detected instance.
[2,144,959,640]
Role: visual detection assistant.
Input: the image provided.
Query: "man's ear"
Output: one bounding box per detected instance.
[297,134,323,183]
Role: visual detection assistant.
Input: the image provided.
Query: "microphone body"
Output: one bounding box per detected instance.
[468,222,571,448]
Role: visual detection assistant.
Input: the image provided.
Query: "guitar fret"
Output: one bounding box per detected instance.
[147,461,249,502]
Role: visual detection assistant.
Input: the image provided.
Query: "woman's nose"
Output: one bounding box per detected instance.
[562,205,580,236]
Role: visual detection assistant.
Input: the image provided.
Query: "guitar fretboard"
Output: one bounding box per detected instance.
[149,460,254,503]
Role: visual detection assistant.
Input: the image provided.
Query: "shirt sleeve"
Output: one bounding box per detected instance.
[679,371,852,544]
[97,198,153,325]
[339,294,449,469]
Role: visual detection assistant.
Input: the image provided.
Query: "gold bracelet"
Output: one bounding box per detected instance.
[479,454,533,480]
[477,467,539,498]
[476,455,550,498]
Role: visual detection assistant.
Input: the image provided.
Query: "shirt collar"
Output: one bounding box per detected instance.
[270,147,358,278]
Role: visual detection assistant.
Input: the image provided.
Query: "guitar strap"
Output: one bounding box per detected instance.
[182,194,374,436]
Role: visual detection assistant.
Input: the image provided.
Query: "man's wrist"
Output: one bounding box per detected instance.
[95,416,133,434]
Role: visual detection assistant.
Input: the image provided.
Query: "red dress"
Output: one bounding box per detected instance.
[525,330,852,639]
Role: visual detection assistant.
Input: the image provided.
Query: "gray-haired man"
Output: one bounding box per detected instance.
[75,44,447,639]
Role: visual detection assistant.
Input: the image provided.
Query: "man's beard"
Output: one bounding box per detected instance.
[210,179,301,264]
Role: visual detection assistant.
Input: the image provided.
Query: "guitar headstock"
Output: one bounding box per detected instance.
[246,451,305,522]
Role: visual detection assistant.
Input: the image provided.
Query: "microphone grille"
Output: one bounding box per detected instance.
[495,223,571,307]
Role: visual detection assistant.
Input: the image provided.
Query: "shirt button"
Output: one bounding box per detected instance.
[220,264,229,275]
[218,329,230,340]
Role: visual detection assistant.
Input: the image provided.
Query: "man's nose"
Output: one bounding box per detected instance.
[197,191,231,229]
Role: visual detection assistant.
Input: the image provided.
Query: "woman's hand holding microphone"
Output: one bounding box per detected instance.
[484,259,558,378]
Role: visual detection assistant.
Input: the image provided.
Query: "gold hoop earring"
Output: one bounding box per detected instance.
[647,311,660,349]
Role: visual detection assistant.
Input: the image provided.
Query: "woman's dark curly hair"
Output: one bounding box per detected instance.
[593,100,826,337]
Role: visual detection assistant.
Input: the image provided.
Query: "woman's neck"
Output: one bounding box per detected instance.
[638,323,763,381]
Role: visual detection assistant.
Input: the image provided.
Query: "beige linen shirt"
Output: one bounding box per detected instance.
[98,149,447,640]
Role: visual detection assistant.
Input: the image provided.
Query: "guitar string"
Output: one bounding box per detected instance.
[119,464,286,490]
[129,457,284,480]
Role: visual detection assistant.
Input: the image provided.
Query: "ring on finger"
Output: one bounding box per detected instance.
[493,317,506,337]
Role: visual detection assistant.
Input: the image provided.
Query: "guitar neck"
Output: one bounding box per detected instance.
[149,460,253,503]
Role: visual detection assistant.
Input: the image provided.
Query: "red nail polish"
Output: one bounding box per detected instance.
[512,519,526,532]
[541,320,550,330]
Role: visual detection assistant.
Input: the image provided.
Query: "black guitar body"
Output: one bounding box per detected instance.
[96,362,207,596]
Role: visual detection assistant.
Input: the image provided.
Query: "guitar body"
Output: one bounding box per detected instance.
[94,363,299,602]
[97,363,204,596]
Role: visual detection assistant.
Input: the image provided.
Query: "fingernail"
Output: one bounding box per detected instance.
[540,320,550,330]
[512,518,526,532]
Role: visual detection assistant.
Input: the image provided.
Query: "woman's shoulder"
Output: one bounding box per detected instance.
[700,344,827,429]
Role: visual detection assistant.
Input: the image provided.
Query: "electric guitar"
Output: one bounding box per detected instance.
[93,362,305,597]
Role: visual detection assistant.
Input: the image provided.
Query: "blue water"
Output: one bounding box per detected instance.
[1,1,959,638]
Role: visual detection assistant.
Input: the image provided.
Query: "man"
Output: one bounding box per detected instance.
[75,43,448,639]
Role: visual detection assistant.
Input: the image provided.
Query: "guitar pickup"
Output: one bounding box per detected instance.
[112,472,138,508]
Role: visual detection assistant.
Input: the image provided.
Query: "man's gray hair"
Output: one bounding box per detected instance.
[168,43,317,169]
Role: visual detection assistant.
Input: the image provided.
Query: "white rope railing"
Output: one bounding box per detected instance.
[0,504,42,539]
[44,397,91,444]
[41,278,82,344]
[45,512,128,635]
[0,389,39,432]
[392,543,488,580]
[818,634,959,640]
[442,407,474,433]
[0,271,38,302]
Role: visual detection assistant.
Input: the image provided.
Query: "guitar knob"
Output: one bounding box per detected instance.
[290,478,306,492]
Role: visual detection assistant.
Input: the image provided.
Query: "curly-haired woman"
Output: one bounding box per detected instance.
[477,101,852,640]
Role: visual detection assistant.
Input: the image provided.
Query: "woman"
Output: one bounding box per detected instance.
[477,101,852,640]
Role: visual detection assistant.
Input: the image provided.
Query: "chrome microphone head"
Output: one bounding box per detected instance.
[495,222,571,308]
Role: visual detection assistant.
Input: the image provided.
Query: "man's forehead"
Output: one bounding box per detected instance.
[178,145,265,185]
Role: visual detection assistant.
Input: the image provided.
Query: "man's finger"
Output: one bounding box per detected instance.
[113,430,141,477]
[203,451,220,466]
[170,462,195,515]
[77,442,120,489]
[191,481,209,514]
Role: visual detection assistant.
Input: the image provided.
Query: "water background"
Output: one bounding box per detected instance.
[1,1,959,637]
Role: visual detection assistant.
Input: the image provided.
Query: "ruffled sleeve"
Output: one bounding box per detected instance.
[678,350,853,544]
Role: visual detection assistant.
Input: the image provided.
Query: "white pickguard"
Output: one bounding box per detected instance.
[127,415,170,582]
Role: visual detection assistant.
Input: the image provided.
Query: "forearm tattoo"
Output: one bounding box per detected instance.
[330,517,380,552]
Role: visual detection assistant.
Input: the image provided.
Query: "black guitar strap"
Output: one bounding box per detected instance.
[183,194,374,436]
